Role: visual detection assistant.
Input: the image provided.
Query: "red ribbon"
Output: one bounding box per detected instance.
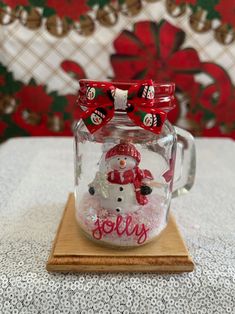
[77,79,176,134]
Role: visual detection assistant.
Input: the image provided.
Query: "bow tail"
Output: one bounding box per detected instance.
[126,104,167,134]
[81,104,114,134]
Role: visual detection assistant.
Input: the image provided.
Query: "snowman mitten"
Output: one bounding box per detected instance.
[140,185,152,195]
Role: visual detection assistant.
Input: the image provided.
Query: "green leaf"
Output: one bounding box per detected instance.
[29,0,46,7]
[87,0,110,8]
[28,77,37,86]
[42,6,56,17]
[192,0,220,20]
[49,91,57,98]
[65,17,74,25]
[133,68,148,80]
[0,63,7,74]
[23,6,31,13]
[0,2,7,8]
[204,109,215,121]
[80,15,87,22]
[206,9,220,20]
[9,81,22,94]
[0,74,22,94]
[51,94,68,112]
[63,112,71,120]
[0,63,23,94]
[1,115,29,139]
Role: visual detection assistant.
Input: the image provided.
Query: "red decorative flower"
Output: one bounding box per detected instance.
[46,0,90,20]
[15,85,53,113]
[187,62,235,130]
[215,0,235,29]
[3,0,28,8]
[61,60,86,81]
[111,20,201,93]
[13,84,53,134]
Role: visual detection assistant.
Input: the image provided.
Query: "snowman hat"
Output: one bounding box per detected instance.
[94,107,106,119]
[105,143,141,164]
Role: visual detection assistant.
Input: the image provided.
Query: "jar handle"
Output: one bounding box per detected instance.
[172,127,196,198]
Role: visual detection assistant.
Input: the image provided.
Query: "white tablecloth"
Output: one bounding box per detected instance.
[0,137,234,314]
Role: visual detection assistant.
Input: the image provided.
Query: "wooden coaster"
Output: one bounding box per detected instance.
[47,194,194,272]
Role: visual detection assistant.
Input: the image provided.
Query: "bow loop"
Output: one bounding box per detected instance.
[128,79,155,106]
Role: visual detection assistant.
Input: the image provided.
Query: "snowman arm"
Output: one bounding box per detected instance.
[147,181,165,188]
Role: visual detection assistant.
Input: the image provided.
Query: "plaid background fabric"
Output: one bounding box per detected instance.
[0,0,235,140]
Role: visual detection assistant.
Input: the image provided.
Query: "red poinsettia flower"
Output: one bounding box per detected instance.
[13,84,53,135]
[215,96,235,125]
[111,20,201,93]
[15,85,53,113]
[3,0,28,8]
[215,0,235,29]
[46,0,90,20]
[197,63,233,123]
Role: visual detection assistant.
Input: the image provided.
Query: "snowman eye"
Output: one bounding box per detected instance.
[117,158,120,160]
[124,157,127,160]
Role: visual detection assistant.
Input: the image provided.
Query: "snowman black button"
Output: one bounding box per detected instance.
[119,187,123,191]
[116,208,121,212]
[117,197,122,202]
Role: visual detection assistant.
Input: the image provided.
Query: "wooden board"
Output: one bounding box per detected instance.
[47,194,194,272]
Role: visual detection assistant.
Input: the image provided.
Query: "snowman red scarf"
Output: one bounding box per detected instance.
[107,167,153,205]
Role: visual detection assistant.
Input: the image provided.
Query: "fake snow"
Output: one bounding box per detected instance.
[76,193,167,247]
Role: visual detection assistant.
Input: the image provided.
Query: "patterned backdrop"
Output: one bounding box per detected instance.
[0,0,235,141]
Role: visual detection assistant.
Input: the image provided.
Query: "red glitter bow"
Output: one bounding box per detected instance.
[77,79,176,134]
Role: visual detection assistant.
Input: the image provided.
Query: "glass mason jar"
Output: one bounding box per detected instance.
[74,79,196,248]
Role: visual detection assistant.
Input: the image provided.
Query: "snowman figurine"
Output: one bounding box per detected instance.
[88,143,154,214]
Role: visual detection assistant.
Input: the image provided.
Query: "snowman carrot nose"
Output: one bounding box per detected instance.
[120,160,126,167]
